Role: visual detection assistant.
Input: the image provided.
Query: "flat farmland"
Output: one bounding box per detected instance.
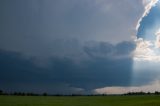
[1,95,160,106]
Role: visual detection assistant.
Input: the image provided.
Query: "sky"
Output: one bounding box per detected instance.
[0,0,160,94]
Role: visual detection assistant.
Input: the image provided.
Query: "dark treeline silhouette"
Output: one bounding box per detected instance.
[0,90,3,95]
[124,91,160,95]
[0,90,47,96]
[1,89,160,96]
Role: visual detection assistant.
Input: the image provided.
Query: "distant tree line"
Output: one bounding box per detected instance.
[0,90,108,96]
[124,91,160,95]
[1,89,160,96]
[0,90,48,96]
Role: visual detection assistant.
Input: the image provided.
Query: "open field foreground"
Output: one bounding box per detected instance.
[1,95,160,106]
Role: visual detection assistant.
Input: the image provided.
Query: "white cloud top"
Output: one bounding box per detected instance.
[136,0,159,30]
[134,0,160,62]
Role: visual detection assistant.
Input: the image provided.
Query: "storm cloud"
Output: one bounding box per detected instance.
[1,0,159,94]
[0,41,135,94]
[0,0,143,57]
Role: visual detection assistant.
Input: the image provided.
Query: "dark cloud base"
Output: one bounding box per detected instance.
[0,41,135,94]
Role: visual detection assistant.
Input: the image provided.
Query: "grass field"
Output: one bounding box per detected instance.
[1,95,160,106]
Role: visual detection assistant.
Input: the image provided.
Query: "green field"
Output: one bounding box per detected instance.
[1,95,160,106]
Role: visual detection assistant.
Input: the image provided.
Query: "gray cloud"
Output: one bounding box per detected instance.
[0,0,143,57]
[84,41,135,58]
[0,41,136,94]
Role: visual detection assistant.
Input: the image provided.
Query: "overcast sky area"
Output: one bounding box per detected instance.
[1,0,160,94]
